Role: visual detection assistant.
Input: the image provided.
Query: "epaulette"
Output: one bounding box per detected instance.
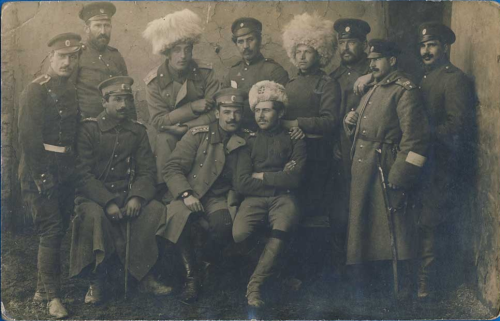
[288,77,297,83]
[264,58,278,64]
[107,45,118,52]
[242,128,256,137]
[131,119,147,128]
[144,67,158,85]
[32,74,51,85]
[395,78,416,90]
[194,59,213,70]
[190,125,209,135]
[444,64,458,73]
[81,117,98,122]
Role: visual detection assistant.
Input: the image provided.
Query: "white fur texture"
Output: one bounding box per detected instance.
[249,80,288,112]
[282,12,336,68]
[143,9,203,55]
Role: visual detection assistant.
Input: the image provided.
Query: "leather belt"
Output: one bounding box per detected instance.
[43,143,72,153]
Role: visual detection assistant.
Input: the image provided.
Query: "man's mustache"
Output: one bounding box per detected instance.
[97,35,109,41]
[243,49,253,55]
[422,53,434,60]
[341,50,353,56]
[370,68,379,72]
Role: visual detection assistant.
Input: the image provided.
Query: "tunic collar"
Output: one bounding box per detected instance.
[158,59,199,88]
[298,67,324,77]
[424,58,450,74]
[208,122,246,152]
[345,54,370,74]
[374,70,401,86]
[259,123,284,137]
[243,53,265,66]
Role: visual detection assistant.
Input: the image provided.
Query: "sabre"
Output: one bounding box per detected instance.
[376,148,399,300]
[124,219,131,299]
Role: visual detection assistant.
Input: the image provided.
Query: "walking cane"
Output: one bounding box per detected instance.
[376,149,399,300]
[125,219,131,299]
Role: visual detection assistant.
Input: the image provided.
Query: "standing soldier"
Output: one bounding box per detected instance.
[143,9,220,192]
[416,22,475,301]
[224,17,289,131]
[69,76,173,305]
[329,18,371,265]
[18,33,81,319]
[344,39,429,297]
[232,80,307,308]
[162,88,249,303]
[281,12,340,217]
[76,2,130,119]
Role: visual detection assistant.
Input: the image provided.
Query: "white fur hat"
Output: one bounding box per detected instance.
[282,12,336,68]
[143,9,203,55]
[249,81,288,112]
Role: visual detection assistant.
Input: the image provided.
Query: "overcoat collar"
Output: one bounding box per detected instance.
[96,111,140,134]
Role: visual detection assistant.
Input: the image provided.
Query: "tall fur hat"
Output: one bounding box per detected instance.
[142,9,203,55]
[249,81,288,112]
[282,12,336,68]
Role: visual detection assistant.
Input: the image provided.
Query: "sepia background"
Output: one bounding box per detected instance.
[1,1,499,319]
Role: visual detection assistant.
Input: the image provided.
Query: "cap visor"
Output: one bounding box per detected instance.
[88,14,111,22]
[55,46,81,54]
[367,52,383,59]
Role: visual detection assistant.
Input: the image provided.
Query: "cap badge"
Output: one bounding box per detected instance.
[240,23,244,28]
[345,26,350,32]
[65,40,71,47]
[100,8,105,14]
[231,95,236,102]
[422,29,427,35]
[121,84,127,90]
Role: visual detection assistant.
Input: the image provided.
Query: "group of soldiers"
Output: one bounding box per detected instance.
[18,2,474,319]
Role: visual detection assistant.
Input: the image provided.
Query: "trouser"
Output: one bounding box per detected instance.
[23,181,75,299]
[418,225,436,291]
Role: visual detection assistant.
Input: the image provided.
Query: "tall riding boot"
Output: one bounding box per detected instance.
[38,244,68,319]
[398,259,415,302]
[418,226,436,300]
[247,237,286,308]
[85,263,107,305]
[33,270,46,302]
[177,227,199,303]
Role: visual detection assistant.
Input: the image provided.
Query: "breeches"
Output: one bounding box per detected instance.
[233,194,300,243]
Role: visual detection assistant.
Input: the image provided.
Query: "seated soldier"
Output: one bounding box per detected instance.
[69,76,172,304]
[162,88,249,303]
[232,80,307,308]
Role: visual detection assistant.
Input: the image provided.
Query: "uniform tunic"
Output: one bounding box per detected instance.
[329,56,370,261]
[69,112,166,281]
[232,126,307,242]
[75,41,128,119]
[284,68,341,215]
[18,73,78,247]
[223,54,289,131]
[162,122,247,244]
[345,70,430,264]
[418,61,475,226]
[145,59,220,183]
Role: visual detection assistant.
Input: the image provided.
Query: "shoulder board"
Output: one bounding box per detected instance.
[190,126,209,135]
[194,59,213,70]
[131,119,147,128]
[107,45,118,52]
[242,128,256,137]
[321,74,332,82]
[81,117,98,122]
[444,65,459,73]
[32,74,51,85]
[144,67,159,85]
[288,76,297,83]
[395,78,417,90]
[263,58,281,66]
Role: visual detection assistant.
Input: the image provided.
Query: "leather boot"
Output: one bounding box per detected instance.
[33,270,46,302]
[177,228,199,303]
[85,264,107,305]
[398,260,415,302]
[418,227,436,301]
[38,245,68,319]
[138,273,174,296]
[247,237,285,308]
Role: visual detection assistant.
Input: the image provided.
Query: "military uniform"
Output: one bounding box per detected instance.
[75,2,129,119]
[144,59,220,183]
[415,22,475,299]
[69,111,166,282]
[18,33,81,318]
[284,68,340,216]
[345,68,430,264]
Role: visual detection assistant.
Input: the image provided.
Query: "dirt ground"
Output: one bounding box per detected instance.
[1,228,494,320]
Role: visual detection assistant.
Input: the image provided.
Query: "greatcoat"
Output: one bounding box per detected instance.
[345,70,430,264]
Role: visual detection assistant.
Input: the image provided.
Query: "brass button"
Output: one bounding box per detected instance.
[362,130,366,134]
[111,184,114,188]
[193,175,197,178]
[200,164,203,167]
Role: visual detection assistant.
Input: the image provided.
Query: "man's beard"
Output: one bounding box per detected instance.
[90,34,110,50]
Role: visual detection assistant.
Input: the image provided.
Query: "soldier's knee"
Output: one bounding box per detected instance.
[232,222,252,244]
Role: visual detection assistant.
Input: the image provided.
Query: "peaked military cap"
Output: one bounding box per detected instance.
[79,2,116,22]
[98,76,134,97]
[334,18,371,40]
[367,39,401,59]
[47,33,81,54]
[213,88,247,108]
[418,22,456,45]
[231,17,262,37]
